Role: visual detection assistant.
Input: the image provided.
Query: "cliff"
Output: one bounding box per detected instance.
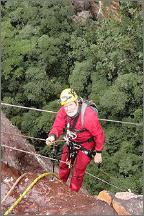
[1,112,143,215]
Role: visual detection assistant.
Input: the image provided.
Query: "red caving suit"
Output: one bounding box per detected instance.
[48,104,105,192]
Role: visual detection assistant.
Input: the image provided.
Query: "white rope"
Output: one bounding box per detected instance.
[1,103,57,113]
[85,171,126,192]
[1,102,142,126]
[1,131,65,143]
[1,144,128,192]
[1,131,46,141]
[99,118,142,126]
[1,144,60,163]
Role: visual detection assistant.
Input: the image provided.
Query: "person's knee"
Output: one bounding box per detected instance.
[59,159,69,169]
[59,165,70,182]
[70,182,80,192]
[70,175,83,192]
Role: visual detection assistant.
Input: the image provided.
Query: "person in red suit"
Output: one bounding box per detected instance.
[46,88,105,192]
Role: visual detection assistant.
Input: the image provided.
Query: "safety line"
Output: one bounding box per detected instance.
[0,132,141,190]
[1,131,65,143]
[99,118,142,126]
[1,144,59,162]
[85,171,126,192]
[1,102,142,126]
[2,144,128,192]
[1,102,57,113]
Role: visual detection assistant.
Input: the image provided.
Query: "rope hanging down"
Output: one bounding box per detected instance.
[1,102,142,126]
[4,172,60,216]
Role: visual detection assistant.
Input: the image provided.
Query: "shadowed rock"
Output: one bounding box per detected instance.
[1,112,52,173]
[71,0,91,13]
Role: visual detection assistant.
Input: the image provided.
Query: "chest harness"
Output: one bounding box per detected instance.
[64,107,96,166]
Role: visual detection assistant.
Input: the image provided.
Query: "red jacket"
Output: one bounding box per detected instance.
[49,105,105,152]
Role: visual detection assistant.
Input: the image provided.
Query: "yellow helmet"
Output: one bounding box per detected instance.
[59,88,78,106]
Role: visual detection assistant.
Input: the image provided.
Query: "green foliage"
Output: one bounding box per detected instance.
[104,126,123,155]
[69,60,93,95]
[100,72,142,116]
[2,0,143,195]
[100,86,128,114]
[87,74,110,116]
[23,67,50,105]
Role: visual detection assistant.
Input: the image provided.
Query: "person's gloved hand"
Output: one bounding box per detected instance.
[46,135,55,146]
[94,153,102,164]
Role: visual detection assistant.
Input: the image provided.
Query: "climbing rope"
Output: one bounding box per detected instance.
[1,131,65,143]
[4,172,59,216]
[86,171,125,191]
[1,102,142,126]
[1,173,28,204]
[1,144,60,163]
[1,102,57,113]
[2,144,129,192]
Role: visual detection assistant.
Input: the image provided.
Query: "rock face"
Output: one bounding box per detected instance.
[71,0,121,22]
[97,190,143,216]
[1,162,118,215]
[72,10,92,23]
[1,112,38,171]
[113,192,143,216]
[1,113,143,215]
[1,112,52,173]
[71,0,91,13]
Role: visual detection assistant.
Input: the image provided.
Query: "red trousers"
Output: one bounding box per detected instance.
[59,144,91,192]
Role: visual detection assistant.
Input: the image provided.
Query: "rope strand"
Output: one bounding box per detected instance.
[1,102,57,113]
[1,102,142,126]
[1,131,65,143]
[85,171,126,192]
[2,144,128,192]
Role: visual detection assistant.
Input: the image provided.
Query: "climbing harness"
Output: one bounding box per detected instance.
[64,104,96,168]
[4,172,59,216]
[68,141,96,159]
[64,136,96,169]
